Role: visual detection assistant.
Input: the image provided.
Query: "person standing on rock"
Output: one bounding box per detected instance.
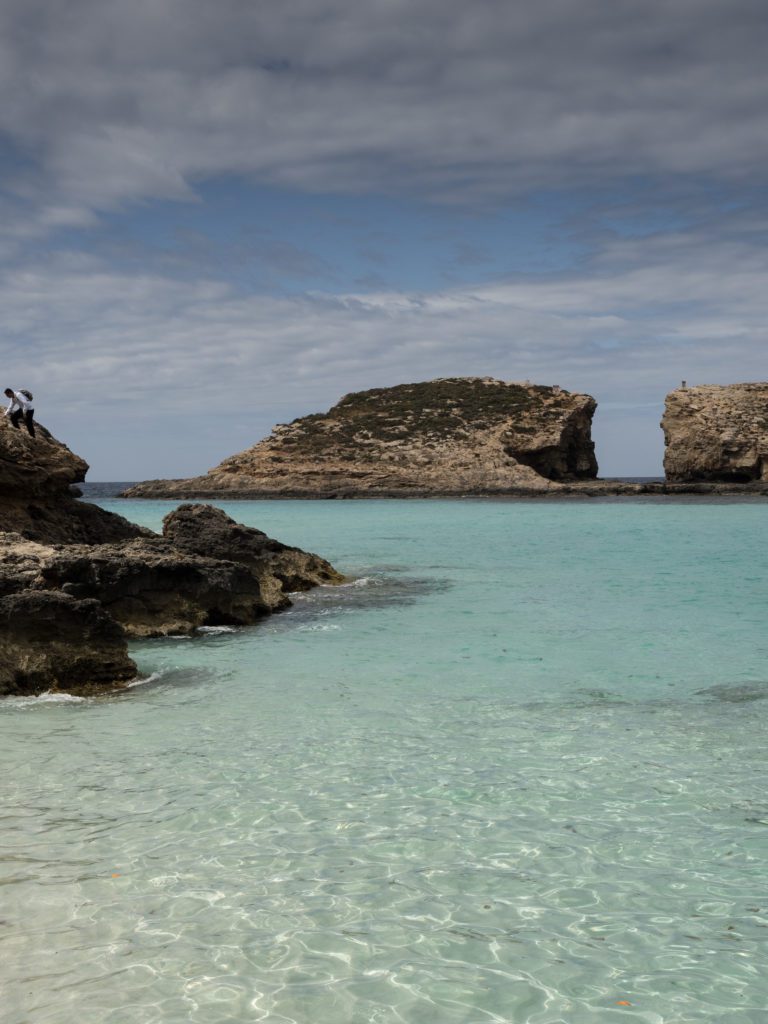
[4,388,36,438]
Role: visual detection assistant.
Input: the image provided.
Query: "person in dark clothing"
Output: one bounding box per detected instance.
[4,388,36,437]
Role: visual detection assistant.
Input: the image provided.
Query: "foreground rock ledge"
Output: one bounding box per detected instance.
[123,377,599,498]
[0,508,342,696]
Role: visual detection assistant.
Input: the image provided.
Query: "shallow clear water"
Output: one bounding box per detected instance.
[2,499,768,1023]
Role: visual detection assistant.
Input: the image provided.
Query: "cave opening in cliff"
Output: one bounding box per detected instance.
[506,441,597,481]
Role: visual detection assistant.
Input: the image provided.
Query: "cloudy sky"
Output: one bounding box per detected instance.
[1,0,766,478]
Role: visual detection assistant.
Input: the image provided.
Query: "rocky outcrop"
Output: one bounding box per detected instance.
[663,384,768,483]
[123,378,598,498]
[0,509,342,694]
[35,538,277,637]
[1,503,343,646]
[0,416,148,543]
[162,504,345,600]
[0,591,136,697]
[1,417,344,695]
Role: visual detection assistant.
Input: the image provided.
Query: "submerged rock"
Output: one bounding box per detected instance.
[0,591,136,697]
[123,377,598,497]
[663,383,768,483]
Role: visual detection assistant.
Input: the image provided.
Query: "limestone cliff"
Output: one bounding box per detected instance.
[124,378,598,498]
[663,383,768,483]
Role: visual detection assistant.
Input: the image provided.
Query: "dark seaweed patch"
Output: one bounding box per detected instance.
[695,682,768,703]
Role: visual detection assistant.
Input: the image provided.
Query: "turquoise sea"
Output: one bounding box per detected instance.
[2,497,768,1024]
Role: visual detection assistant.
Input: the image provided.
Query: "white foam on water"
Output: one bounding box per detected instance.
[197,625,238,634]
[3,691,86,708]
[127,670,166,689]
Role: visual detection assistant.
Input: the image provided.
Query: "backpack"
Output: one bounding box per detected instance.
[19,389,33,402]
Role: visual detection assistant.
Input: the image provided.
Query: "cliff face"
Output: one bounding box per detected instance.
[663,384,768,483]
[125,378,598,498]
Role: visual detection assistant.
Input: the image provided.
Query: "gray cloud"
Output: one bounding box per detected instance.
[1,0,766,218]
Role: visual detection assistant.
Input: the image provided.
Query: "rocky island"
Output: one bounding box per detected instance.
[0,419,343,697]
[123,377,599,498]
[124,377,768,499]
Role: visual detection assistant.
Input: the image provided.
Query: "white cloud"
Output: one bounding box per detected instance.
[2,220,764,438]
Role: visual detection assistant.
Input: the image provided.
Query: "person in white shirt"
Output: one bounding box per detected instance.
[4,388,36,438]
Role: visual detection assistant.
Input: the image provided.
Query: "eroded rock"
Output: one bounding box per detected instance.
[1,416,345,693]
[39,538,275,637]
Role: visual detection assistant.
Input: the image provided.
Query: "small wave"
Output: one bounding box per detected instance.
[197,625,238,634]
[3,691,86,709]
[127,670,165,689]
[298,623,341,632]
[128,666,220,692]
[291,573,451,618]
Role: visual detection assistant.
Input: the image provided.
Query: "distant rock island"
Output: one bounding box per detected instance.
[124,377,599,498]
[663,383,768,483]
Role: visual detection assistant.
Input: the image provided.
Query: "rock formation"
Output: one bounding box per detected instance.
[0,591,137,697]
[123,378,598,498]
[162,504,344,604]
[0,505,343,640]
[663,383,768,483]
[0,421,343,696]
[0,415,148,544]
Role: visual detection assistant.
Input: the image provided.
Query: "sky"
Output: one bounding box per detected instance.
[1,0,766,479]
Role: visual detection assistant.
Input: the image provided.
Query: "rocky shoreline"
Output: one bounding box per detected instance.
[119,479,768,499]
[0,420,343,697]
